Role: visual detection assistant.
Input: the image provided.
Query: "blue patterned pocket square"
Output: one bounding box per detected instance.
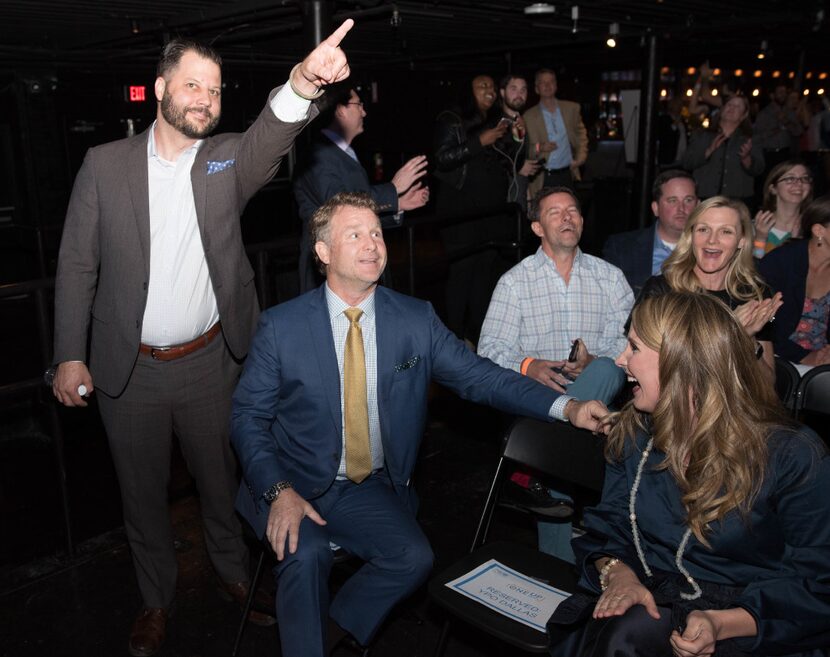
[207,159,235,174]
[394,355,421,372]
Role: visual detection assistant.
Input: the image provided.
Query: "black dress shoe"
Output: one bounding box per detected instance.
[502,480,574,518]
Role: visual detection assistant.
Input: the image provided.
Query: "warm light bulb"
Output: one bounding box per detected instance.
[686,89,693,97]
[734,69,743,77]
[804,89,810,96]
[753,70,762,78]
[818,88,825,95]
[606,37,616,47]
[752,88,760,97]
[660,89,668,97]
[711,89,718,96]
[772,70,781,78]
[702,118,710,128]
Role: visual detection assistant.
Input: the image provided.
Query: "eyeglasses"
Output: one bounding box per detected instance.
[778,175,813,186]
[346,101,364,108]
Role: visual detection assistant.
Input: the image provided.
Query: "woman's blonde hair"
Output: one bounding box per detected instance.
[607,292,791,546]
[662,196,764,303]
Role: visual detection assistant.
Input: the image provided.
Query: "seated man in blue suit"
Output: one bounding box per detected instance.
[231,192,607,657]
[602,169,698,294]
[293,83,429,291]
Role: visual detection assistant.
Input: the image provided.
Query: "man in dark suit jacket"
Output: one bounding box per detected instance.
[293,84,429,291]
[51,23,354,657]
[231,192,607,657]
[602,169,698,294]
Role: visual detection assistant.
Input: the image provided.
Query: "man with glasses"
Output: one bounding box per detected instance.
[479,186,632,562]
[294,84,429,291]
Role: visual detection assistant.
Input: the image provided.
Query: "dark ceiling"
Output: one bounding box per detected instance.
[0,0,827,76]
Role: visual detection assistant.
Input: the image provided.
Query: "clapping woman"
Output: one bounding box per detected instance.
[753,160,813,259]
[638,196,781,382]
[549,292,830,657]
[682,95,764,205]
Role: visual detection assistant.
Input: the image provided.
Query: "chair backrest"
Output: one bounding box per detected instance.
[470,418,606,551]
[501,418,606,493]
[774,356,800,412]
[796,364,830,416]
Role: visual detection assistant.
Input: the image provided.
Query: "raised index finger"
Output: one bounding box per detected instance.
[325,18,354,48]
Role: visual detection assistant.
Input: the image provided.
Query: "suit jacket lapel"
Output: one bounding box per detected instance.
[375,287,396,404]
[306,287,343,431]
[191,139,211,238]
[128,130,152,277]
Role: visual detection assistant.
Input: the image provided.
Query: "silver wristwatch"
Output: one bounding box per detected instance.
[263,480,292,504]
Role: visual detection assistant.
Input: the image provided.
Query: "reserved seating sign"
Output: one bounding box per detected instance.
[444,559,569,632]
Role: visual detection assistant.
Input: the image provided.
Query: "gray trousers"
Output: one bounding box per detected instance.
[97,335,249,609]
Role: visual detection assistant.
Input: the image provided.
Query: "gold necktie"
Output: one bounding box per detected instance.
[344,308,371,483]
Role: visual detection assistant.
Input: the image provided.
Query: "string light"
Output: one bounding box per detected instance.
[752,88,760,97]
[606,22,619,48]
[734,69,743,77]
[686,88,694,97]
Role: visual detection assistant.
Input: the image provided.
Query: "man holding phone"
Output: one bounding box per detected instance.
[478,186,633,562]
[495,74,541,210]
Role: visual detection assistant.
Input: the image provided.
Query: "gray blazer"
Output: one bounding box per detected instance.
[54,86,316,396]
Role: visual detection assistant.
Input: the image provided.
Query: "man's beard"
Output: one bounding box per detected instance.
[161,90,219,139]
[504,97,526,113]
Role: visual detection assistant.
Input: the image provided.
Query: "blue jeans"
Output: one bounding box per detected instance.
[538,358,624,563]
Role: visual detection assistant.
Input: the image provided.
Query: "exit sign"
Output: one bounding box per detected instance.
[126,85,146,102]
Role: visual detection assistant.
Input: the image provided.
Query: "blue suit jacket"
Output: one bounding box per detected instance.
[293,135,400,291]
[293,135,398,223]
[231,284,560,537]
[602,224,656,296]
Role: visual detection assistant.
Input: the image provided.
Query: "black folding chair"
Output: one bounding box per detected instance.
[774,356,800,413]
[428,418,605,655]
[794,364,830,421]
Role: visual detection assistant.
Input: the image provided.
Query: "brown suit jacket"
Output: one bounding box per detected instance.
[523,99,588,196]
[54,86,316,396]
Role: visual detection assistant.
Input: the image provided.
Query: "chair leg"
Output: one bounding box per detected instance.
[432,618,451,657]
[231,549,267,657]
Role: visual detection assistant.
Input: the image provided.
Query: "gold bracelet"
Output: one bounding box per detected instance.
[289,63,325,101]
[599,557,621,591]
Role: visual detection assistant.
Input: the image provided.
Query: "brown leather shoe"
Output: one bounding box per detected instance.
[128,608,167,657]
[219,581,277,627]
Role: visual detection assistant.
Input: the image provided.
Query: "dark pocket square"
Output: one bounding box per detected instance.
[394,355,421,372]
[207,159,235,174]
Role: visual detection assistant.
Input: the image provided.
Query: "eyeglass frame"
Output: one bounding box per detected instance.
[777,175,813,186]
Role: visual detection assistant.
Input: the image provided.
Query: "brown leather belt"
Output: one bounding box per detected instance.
[139,322,222,362]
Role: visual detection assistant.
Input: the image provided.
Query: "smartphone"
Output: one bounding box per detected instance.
[567,340,579,362]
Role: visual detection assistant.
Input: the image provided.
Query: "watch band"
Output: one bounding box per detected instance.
[263,480,293,504]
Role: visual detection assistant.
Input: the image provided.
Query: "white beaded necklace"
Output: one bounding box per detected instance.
[629,438,702,601]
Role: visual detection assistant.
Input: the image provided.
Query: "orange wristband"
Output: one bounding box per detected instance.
[520,357,535,375]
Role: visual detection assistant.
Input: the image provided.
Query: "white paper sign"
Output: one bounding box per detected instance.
[444,559,570,632]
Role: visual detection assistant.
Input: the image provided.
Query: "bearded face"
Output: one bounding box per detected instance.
[160,87,220,139]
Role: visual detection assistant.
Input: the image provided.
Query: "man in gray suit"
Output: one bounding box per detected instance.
[51,20,354,657]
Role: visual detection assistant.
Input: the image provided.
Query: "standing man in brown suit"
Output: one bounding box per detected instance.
[51,20,354,657]
[523,68,588,195]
